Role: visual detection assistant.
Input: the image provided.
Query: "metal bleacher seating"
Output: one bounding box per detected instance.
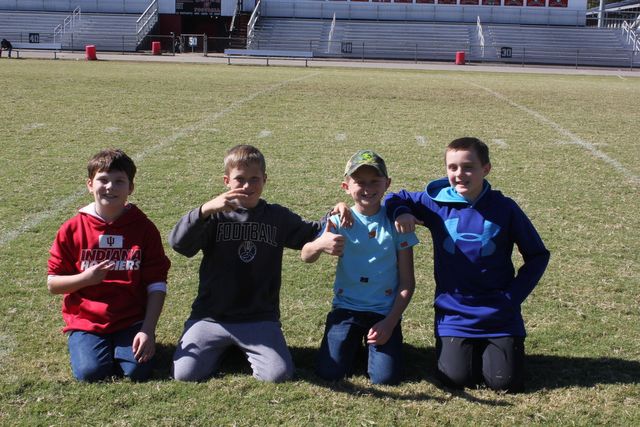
[0,10,142,52]
[0,11,67,45]
[250,17,473,61]
[485,25,637,67]
[250,16,639,67]
[66,13,140,52]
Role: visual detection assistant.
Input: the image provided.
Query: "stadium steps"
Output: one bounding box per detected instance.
[63,13,140,52]
[486,25,638,67]
[0,11,69,44]
[0,11,143,52]
[250,17,473,61]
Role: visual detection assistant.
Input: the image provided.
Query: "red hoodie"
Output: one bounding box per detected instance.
[48,203,170,334]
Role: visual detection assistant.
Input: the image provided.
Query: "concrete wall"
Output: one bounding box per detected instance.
[260,0,587,25]
[0,0,175,14]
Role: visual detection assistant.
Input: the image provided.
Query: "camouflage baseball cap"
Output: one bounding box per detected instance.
[344,150,388,178]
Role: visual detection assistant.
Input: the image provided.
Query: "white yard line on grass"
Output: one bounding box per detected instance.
[416,135,428,147]
[491,139,509,148]
[468,81,639,185]
[0,73,319,248]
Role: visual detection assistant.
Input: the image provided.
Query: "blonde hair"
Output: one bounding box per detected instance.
[224,145,266,174]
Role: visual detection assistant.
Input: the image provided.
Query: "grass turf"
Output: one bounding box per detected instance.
[0,59,638,425]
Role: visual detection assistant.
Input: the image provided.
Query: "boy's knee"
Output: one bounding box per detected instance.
[484,373,523,393]
[121,360,153,382]
[369,369,401,385]
[72,363,113,382]
[253,361,293,383]
[172,361,208,382]
[436,365,471,389]
[315,365,345,382]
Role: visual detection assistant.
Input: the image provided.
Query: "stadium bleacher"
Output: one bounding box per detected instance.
[249,16,639,66]
[0,9,149,52]
[486,24,637,67]
[250,18,473,61]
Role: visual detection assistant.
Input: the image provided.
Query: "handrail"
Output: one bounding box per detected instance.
[53,6,81,44]
[476,15,484,58]
[622,21,640,52]
[247,0,261,48]
[326,12,336,54]
[136,0,159,44]
[229,0,241,34]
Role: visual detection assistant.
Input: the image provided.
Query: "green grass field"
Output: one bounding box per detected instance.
[0,59,639,425]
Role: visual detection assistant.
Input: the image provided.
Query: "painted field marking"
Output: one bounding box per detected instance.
[258,130,272,138]
[468,81,639,184]
[0,73,320,248]
[336,133,347,142]
[415,135,427,147]
[22,123,45,131]
[491,139,508,148]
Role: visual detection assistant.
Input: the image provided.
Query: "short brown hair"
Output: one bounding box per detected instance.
[87,149,137,183]
[224,145,266,174]
[446,137,490,166]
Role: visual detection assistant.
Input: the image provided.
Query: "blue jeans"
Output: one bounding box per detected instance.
[67,323,154,382]
[316,308,404,385]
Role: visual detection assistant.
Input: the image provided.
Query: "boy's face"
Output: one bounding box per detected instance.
[224,163,266,209]
[446,148,491,202]
[87,169,133,220]
[342,166,391,216]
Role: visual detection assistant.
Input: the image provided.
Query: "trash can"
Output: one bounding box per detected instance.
[152,41,161,55]
[85,45,97,61]
[455,51,465,65]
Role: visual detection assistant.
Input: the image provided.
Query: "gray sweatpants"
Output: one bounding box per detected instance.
[172,319,294,382]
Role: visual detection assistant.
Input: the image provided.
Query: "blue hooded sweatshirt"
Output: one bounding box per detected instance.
[385,178,549,338]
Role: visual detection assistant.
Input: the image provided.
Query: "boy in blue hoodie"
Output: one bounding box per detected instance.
[385,137,549,392]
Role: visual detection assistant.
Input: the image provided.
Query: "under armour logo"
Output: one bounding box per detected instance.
[443,218,500,256]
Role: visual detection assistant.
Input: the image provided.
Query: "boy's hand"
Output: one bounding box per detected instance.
[367,318,396,346]
[330,202,353,228]
[319,220,345,256]
[200,189,249,217]
[132,331,156,364]
[83,259,114,286]
[395,213,423,234]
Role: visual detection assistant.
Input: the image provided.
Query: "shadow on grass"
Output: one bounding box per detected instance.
[525,353,640,391]
[290,344,508,405]
[152,343,640,399]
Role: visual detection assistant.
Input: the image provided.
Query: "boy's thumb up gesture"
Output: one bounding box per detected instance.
[321,219,345,257]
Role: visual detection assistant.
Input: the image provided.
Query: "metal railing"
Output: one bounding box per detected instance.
[229,0,241,33]
[622,20,640,52]
[136,0,158,45]
[326,12,336,54]
[244,35,640,68]
[53,6,80,44]
[247,0,261,48]
[477,15,485,58]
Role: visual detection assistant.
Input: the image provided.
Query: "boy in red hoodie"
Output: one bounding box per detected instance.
[47,149,171,382]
